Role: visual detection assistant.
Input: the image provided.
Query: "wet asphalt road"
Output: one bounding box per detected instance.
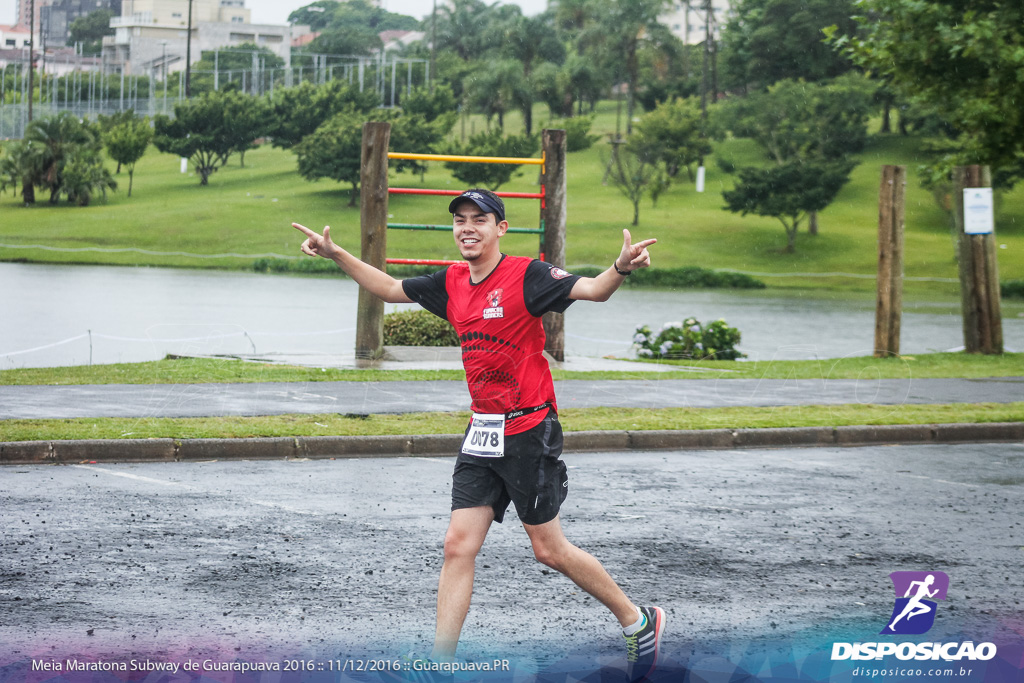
[2,377,1023,419]
[1,443,1022,674]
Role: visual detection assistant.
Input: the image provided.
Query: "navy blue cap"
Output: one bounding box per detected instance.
[448,190,505,223]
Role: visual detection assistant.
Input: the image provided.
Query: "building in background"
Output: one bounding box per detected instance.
[103,0,306,76]
[40,0,122,47]
[660,0,732,45]
[0,24,33,49]
[14,0,48,35]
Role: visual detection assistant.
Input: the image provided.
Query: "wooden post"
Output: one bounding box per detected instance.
[953,165,1003,354]
[874,165,906,357]
[355,121,391,360]
[541,128,568,362]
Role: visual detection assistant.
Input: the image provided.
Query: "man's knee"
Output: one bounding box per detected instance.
[531,537,570,571]
[444,525,483,562]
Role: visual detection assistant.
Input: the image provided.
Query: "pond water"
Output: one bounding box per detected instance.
[1,262,1020,369]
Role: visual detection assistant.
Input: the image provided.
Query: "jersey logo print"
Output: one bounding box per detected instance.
[483,287,504,319]
[550,267,572,280]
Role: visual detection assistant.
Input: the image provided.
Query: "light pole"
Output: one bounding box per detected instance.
[161,40,167,112]
[27,0,35,121]
[184,0,193,97]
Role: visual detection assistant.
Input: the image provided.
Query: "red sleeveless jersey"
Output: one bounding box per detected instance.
[403,255,580,435]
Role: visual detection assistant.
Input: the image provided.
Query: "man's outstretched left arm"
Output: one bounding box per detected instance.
[570,229,657,302]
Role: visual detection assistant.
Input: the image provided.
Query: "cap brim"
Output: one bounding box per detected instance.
[449,195,504,222]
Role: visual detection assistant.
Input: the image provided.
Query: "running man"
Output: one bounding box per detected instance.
[293,189,663,680]
[888,574,939,632]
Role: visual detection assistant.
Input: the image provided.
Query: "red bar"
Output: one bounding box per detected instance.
[388,188,544,199]
[386,258,461,266]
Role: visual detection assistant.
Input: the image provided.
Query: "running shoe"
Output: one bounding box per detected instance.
[624,605,665,682]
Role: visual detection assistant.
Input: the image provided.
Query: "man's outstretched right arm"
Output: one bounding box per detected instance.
[293,222,412,304]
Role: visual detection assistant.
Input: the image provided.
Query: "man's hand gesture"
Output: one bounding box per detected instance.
[293,222,343,261]
[614,229,657,273]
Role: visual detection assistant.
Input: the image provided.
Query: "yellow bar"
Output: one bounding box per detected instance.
[388,152,544,165]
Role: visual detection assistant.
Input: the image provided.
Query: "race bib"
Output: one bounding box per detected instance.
[462,413,505,458]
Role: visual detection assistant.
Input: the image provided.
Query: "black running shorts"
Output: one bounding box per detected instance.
[451,409,568,525]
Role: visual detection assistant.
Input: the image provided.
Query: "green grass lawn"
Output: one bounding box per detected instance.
[2,100,1022,299]
[1,352,1020,386]
[1,402,1020,442]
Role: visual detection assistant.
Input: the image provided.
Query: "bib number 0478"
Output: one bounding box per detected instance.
[462,413,505,458]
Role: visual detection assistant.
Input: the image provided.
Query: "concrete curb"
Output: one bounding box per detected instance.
[1,423,1021,466]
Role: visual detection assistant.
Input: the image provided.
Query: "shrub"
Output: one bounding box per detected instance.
[384,309,459,347]
[1001,280,1024,299]
[570,266,765,290]
[547,115,600,152]
[633,317,745,361]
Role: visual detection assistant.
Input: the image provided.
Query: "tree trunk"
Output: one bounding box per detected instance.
[21,180,35,204]
[348,183,359,207]
[880,102,891,134]
[784,219,799,253]
[523,105,532,136]
[632,200,640,226]
[128,169,134,197]
[809,211,819,235]
[239,150,246,168]
[626,42,638,135]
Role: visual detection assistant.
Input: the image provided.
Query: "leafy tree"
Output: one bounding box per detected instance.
[717,75,873,163]
[322,0,418,32]
[104,118,153,197]
[719,0,858,92]
[0,139,45,204]
[219,92,274,167]
[25,112,106,204]
[463,60,528,132]
[598,0,673,135]
[153,92,238,185]
[268,80,380,149]
[636,39,701,111]
[840,0,1024,186]
[546,115,600,152]
[293,108,450,205]
[299,0,417,56]
[288,0,341,30]
[444,129,539,190]
[1,114,116,206]
[294,110,366,206]
[715,75,870,246]
[722,159,854,253]
[401,84,458,123]
[61,151,117,206]
[630,97,710,180]
[605,144,660,226]
[308,25,381,56]
[433,0,497,62]
[67,9,115,54]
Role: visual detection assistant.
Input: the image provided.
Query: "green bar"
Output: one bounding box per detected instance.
[387,223,543,234]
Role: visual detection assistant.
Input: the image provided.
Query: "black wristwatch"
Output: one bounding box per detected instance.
[613,261,631,276]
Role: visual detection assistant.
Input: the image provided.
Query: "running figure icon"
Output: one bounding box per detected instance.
[882,571,949,635]
[887,574,939,631]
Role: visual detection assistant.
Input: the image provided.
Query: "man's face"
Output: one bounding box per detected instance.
[452,200,506,261]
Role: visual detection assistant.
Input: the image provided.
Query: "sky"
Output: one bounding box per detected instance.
[0,0,547,33]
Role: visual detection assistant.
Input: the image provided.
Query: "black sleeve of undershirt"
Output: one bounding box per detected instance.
[401,268,450,320]
[523,260,582,318]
